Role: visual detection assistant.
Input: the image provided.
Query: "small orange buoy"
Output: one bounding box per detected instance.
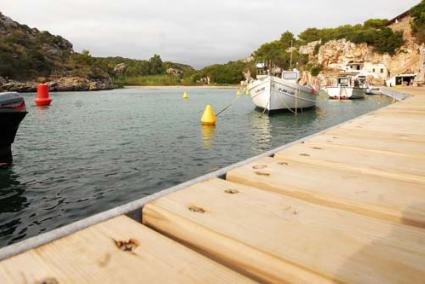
[35,84,52,106]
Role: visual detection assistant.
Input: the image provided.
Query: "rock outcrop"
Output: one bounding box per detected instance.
[0,76,114,92]
[113,63,127,74]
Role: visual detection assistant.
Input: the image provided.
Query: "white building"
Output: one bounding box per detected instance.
[344,62,388,79]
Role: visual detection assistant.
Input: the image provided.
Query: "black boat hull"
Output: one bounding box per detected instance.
[0,92,27,166]
[0,112,27,165]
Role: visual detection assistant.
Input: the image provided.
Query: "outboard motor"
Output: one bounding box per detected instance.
[0,92,27,167]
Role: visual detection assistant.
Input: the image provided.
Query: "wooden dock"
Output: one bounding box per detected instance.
[0,88,424,283]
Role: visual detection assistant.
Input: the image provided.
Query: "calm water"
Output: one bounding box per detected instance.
[0,88,392,247]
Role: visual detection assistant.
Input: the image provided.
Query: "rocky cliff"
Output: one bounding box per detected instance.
[299,15,422,85]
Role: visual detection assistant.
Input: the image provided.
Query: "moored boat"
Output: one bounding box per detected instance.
[365,86,382,95]
[0,92,27,167]
[324,74,366,100]
[247,68,318,113]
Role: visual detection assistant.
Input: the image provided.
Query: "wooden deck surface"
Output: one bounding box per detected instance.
[0,216,254,284]
[0,87,424,283]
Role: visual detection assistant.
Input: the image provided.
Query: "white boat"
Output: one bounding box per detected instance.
[247,70,318,112]
[324,75,366,100]
[365,86,382,95]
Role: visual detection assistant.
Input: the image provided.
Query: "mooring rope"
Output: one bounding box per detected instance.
[216,91,243,117]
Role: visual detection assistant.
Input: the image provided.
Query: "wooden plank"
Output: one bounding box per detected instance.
[380,110,425,116]
[226,157,425,227]
[368,109,425,118]
[0,216,254,284]
[274,142,425,183]
[324,127,425,143]
[143,178,425,284]
[339,124,425,139]
[302,132,425,157]
[341,116,425,136]
[356,113,425,124]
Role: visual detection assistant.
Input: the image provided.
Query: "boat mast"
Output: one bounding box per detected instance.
[289,40,293,70]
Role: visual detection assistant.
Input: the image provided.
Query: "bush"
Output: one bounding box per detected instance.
[411,0,425,43]
[310,65,323,76]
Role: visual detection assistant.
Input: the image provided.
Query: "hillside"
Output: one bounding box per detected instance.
[0,13,76,79]
[0,12,194,91]
[195,1,425,86]
[1,1,423,89]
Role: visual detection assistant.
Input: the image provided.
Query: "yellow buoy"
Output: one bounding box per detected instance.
[236,90,241,96]
[182,91,189,99]
[200,104,216,126]
[201,125,216,149]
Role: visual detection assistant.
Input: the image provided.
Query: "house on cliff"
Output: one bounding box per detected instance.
[388,10,412,37]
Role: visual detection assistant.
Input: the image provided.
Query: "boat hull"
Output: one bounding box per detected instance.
[0,112,27,166]
[325,87,365,99]
[0,92,27,166]
[248,76,317,112]
[365,87,382,95]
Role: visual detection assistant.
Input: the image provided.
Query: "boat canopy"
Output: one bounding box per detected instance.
[282,70,299,81]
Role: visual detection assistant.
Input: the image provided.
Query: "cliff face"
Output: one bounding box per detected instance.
[300,15,421,84]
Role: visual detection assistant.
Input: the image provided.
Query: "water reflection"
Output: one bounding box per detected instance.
[0,169,28,244]
[247,112,272,151]
[248,107,322,151]
[201,125,216,149]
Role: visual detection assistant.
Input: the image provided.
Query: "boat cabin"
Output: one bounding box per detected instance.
[355,75,367,87]
[281,70,300,81]
[335,75,367,88]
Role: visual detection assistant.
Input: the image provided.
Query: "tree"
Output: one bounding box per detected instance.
[149,54,164,75]
[280,31,296,48]
[299,28,322,43]
[364,19,389,29]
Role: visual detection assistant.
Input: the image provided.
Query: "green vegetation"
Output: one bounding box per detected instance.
[0,28,70,79]
[252,31,308,71]
[194,60,255,85]
[114,74,181,86]
[411,0,425,43]
[92,54,195,86]
[111,59,253,86]
[309,64,323,77]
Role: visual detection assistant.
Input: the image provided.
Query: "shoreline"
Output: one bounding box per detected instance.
[124,85,239,89]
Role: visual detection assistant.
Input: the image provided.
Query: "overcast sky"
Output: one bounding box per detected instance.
[0,0,419,68]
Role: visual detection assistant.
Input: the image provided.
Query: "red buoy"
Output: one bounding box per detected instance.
[35,84,52,106]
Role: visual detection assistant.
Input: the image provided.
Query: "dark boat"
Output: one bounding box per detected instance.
[0,92,27,167]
